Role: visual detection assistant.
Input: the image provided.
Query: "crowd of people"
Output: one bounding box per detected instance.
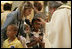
[1,1,71,48]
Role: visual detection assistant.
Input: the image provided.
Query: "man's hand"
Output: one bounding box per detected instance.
[37,18,46,26]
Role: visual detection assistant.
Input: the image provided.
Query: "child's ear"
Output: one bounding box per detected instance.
[15,31,17,35]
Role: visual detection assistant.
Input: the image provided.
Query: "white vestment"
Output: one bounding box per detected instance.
[45,5,71,48]
[43,32,51,48]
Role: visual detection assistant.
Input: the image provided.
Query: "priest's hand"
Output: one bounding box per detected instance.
[37,18,46,26]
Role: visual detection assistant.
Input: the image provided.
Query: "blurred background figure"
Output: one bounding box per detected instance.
[1,3,12,27]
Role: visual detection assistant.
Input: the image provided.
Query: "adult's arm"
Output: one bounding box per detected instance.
[1,11,17,33]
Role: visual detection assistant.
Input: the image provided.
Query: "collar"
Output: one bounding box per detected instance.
[57,4,71,10]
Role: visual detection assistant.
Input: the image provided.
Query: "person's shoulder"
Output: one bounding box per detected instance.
[14,37,23,48]
[13,38,22,46]
[9,11,17,15]
[7,11,18,18]
[3,38,8,43]
[15,37,21,42]
[56,5,71,13]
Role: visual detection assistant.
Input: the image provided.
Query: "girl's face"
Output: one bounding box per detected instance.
[7,26,17,38]
[33,20,41,29]
[24,8,32,16]
[25,27,30,33]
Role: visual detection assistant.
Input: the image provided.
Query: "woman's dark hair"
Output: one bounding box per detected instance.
[3,3,12,11]
[34,1,42,11]
[32,18,41,25]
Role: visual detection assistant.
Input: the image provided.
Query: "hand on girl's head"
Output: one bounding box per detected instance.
[37,18,46,25]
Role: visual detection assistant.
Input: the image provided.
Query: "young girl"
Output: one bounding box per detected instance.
[27,18,45,48]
